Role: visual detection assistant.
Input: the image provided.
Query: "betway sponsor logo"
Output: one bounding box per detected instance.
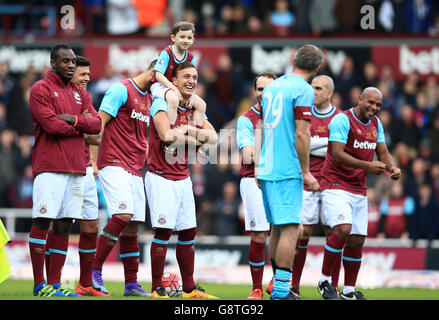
[353,139,376,150]
[400,45,439,75]
[131,109,149,125]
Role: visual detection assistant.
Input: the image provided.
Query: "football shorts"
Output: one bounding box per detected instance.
[259,178,303,226]
[145,171,196,231]
[81,165,99,220]
[300,190,329,226]
[32,172,84,220]
[98,166,145,222]
[240,177,269,231]
[321,189,368,236]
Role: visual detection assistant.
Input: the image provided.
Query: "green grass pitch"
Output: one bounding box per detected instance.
[1,279,439,300]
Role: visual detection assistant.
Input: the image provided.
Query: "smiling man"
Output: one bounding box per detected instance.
[28,44,101,297]
[317,87,401,300]
[145,62,218,299]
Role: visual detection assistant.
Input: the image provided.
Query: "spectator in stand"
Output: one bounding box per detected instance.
[214,53,245,122]
[359,62,379,89]
[378,82,397,115]
[378,180,414,240]
[404,0,434,34]
[404,157,431,200]
[0,128,20,207]
[397,78,417,113]
[414,92,433,136]
[421,76,439,109]
[309,0,337,36]
[391,104,421,153]
[0,103,8,131]
[106,0,140,35]
[269,0,295,36]
[209,181,242,236]
[132,0,167,34]
[378,109,393,149]
[430,163,439,202]
[0,61,16,105]
[291,0,311,33]
[378,0,407,33]
[379,64,397,97]
[216,4,233,35]
[334,0,362,32]
[9,161,33,209]
[230,3,249,34]
[426,113,439,159]
[7,74,34,136]
[90,64,124,106]
[333,56,358,108]
[411,182,439,244]
[247,14,267,34]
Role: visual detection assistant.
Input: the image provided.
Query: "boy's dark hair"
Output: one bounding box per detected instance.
[75,55,90,67]
[253,71,277,89]
[50,44,72,61]
[173,62,196,78]
[171,21,196,36]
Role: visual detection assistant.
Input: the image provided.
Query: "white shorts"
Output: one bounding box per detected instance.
[300,190,329,226]
[98,166,146,222]
[32,172,84,220]
[240,177,269,231]
[145,171,196,231]
[81,166,99,220]
[321,189,368,236]
[151,82,172,101]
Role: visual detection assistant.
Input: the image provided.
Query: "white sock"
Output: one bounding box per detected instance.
[343,286,355,294]
[319,274,332,285]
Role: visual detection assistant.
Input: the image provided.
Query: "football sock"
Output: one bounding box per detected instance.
[342,246,362,288]
[120,235,140,284]
[321,233,346,278]
[248,240,266,290]
[44,230,54,280]
[29,226,48,286]
[176,228,197,292]
[151,228,172,290]
[292,239,308,290]
[93,215,128,270]
[331,252,342,288]
[78,231,97,287]
[273,267,291,298]
[47,232,68,285]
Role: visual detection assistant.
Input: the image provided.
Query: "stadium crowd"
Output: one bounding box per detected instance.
[0,0,438,243]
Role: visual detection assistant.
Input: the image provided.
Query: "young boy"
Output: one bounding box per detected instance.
[151,21,207,156]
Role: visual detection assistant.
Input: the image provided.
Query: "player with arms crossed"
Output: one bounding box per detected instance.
[145,62,218,298]
[317,87,401,300]
[28,44,101,297]
[237,72,277,299]
[90,60,156,297]
[151,21,207,156]
[290,75,342,298]
[256,44,322,300]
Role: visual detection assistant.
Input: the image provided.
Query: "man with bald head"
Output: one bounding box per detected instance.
[317,87,401,300]
[290,75,342,298]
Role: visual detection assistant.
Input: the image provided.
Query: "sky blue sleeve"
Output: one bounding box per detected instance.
[150,98,168,118]
[380,200,388,215]
[376,117,385,144]
[295,85,315,108]
[190,56,197,68]
[99,82,128,117]
[328,113,350,144]
[404,197,415,215]
[154,50,170,75]
[237,116,254,150]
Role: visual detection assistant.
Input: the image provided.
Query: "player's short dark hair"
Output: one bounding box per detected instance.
[50,44,72,61]
[75,55,90,67]
[253,71,277,89]
[294,44,323,72]
[171,21,195,36]
[173,62,196,78]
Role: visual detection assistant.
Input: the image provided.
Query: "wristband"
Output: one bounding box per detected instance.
[73,115,78,127]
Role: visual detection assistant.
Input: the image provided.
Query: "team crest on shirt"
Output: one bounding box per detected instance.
[119,201,127,210]
[140,103,146,110]
[158,215,167,225]
[72,91,81,102]
[39,205,47,215]
[372,126,378,138]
